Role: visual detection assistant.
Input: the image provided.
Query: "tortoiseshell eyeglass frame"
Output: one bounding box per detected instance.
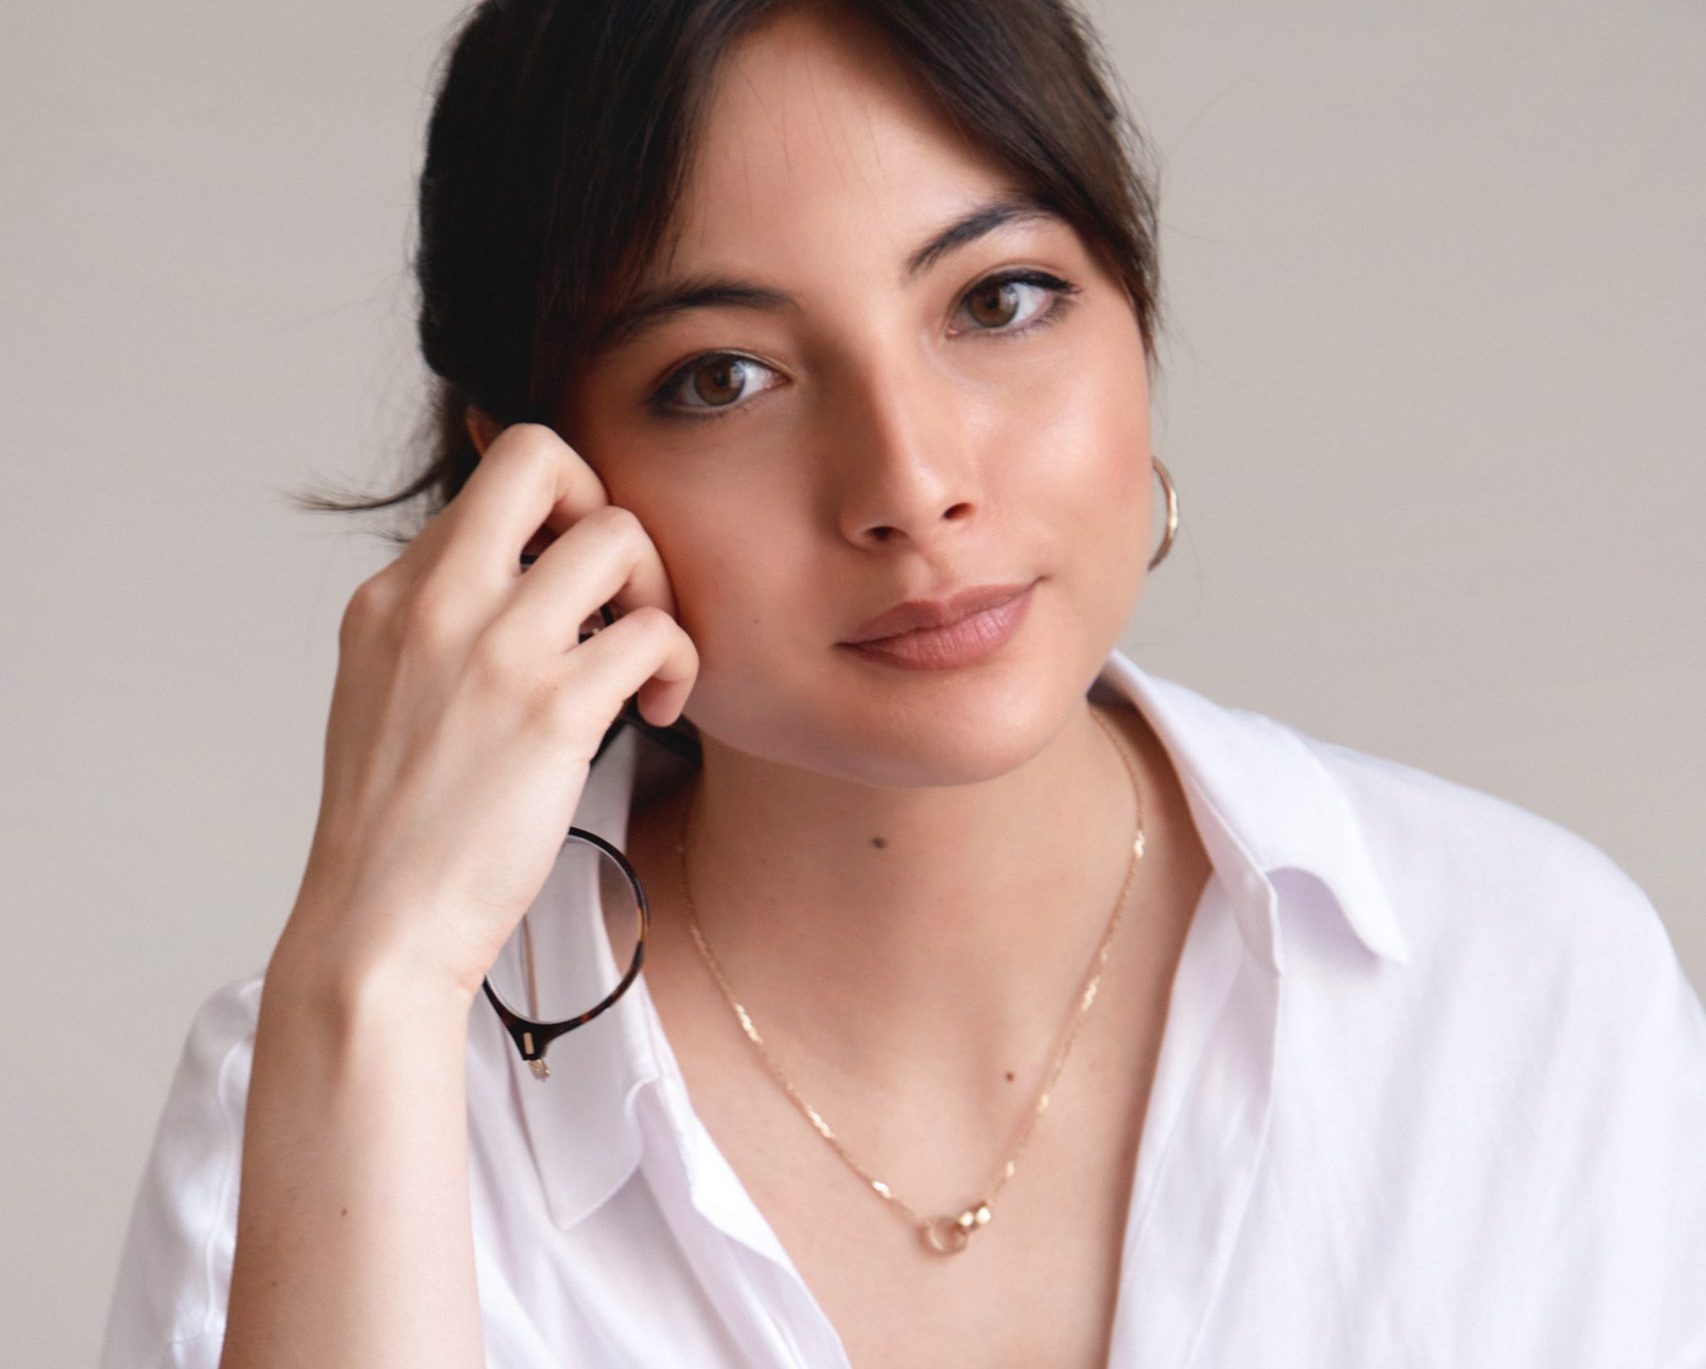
[479,822,650,1080]
[479,566,694,1080]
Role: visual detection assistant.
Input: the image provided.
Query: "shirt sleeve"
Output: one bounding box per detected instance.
[97,974,265,1369]
[1656,930,1706,1369]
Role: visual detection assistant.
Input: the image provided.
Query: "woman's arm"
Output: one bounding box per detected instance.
[212,423,696,1366]
[217,919,483,1369]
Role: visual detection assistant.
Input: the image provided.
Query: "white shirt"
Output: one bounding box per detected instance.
[99,646,1706,1368]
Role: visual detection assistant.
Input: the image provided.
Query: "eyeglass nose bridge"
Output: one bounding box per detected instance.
[479,823,651,1081]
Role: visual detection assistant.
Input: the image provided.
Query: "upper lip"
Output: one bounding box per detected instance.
[841,579,1036,644]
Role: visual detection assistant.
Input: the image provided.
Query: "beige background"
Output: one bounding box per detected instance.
[4,2,1702,1362]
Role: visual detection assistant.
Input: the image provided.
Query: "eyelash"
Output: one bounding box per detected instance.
[643,268,1084,423]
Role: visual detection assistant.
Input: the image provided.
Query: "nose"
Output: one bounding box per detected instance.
[831,356,984,551]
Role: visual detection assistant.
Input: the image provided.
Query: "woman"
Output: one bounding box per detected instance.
[99,2,1706,1366]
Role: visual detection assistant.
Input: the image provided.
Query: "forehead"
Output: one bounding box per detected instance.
[657,6,1022,274]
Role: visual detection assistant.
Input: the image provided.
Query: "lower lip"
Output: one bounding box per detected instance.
[839,581,1037,670]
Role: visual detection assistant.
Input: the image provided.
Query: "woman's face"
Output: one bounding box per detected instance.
[559,6,1154,786]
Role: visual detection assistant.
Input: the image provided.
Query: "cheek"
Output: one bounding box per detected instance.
[591,456,784,638]
[661,531,835,756]
[1021,311,1148,496]
[1013,366,1151,611]
[659,523,805,668]
[1025,391,1148,532]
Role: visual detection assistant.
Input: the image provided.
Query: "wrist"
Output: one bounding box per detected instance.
[270,900,481,1026]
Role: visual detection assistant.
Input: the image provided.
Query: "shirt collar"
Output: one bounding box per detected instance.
[494,644,1411,1233]
[1096,647,1412,974]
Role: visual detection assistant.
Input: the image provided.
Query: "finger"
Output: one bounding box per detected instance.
[496,503,679,654]
[415,423,611,594]
[564,606,700,729]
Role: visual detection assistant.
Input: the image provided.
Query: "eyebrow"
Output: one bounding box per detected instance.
[585,190,1064,357]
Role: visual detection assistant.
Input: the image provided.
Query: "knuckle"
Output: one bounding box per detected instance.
[535,673,582,729]
[581,500,637,540]
[613,603,674,638]
[340,570,410,653]
[541,674,606,751]
[490,423,562,477]
[502,420,560,448]
[589,504,649,562]
[466,621,529,686]
[396,581,462,655]
[495,663,578,742]
[340,575,386,639]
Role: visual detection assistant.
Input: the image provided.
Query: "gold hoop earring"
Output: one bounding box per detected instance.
[1148,454,1179,571]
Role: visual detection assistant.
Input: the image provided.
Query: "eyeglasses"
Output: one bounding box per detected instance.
[480,822,650,1080]
[481,571,698,1078]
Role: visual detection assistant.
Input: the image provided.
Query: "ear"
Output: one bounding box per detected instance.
[464,405,500,456]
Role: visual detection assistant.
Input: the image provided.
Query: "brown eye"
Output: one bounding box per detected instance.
[950,270,1080,339]
[965,280,1023,328]
[647,352,783,420]
[690,358,748,407]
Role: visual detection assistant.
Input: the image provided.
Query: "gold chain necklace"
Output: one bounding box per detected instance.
[673,702,1147,1255]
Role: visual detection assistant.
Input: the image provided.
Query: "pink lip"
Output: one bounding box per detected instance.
[838,580,1036,670]
[842,579,1038,643]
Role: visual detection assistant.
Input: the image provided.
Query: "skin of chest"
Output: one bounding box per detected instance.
[630,708,1208,1368]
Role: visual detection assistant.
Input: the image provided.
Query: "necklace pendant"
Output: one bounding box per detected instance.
[920,1201,993,1254]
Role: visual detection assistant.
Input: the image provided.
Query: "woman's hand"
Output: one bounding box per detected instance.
[280,422,700,1003]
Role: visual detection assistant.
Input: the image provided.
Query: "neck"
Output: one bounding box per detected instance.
[628,694,1169,1090]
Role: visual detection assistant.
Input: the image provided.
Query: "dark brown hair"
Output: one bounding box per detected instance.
[292,0,1165,766]
[294,0,1163,541]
